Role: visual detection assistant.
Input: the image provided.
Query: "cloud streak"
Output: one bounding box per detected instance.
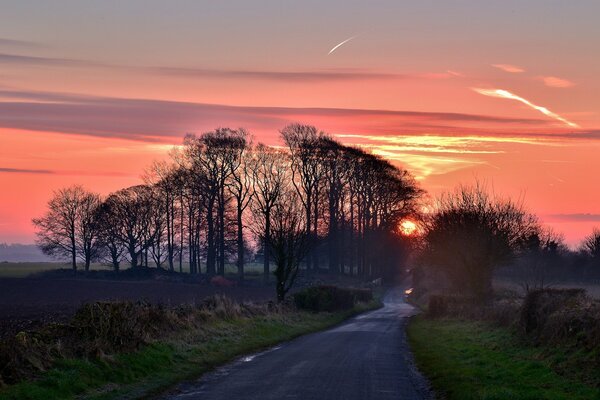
[472,88,579,128]
[328,35,358,55]
[0,89,556,142]
[0,53,99,67]
[0,51,450,83]
[0,38,43,49]
[150,67,402,82]
[0,166,133,177]
[492,64,525,73]
[545,213,600,222]
[0,167,54,174]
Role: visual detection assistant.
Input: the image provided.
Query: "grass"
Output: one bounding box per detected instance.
[0,301,379,400]
[408,316,600,400]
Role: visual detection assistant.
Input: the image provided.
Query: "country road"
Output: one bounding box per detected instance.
[160,288,432,400]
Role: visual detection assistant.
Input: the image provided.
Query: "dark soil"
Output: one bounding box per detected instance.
[0,277,273,338]
[0,267,369,339]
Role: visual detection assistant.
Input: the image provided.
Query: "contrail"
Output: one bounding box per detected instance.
[328,35,358,55]
[472,88,579,128]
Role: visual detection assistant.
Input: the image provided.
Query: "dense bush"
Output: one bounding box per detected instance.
[293,285,373,312]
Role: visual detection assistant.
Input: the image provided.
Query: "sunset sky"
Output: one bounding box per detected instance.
[1,1,599,245]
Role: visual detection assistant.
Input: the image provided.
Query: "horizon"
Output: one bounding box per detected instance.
[1,1,600,246]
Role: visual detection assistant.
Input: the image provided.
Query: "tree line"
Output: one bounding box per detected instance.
[33,124,423,293]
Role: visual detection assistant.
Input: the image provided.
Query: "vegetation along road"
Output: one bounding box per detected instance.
[160,288,431,400]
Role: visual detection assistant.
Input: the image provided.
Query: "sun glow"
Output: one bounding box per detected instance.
[399,220,418,236]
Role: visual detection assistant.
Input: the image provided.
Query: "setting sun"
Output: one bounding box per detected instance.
[400,220,418,236]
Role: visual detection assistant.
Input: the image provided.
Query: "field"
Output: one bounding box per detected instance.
[0,262,266,278]
[0,262,364,339]
[0,261,273,339]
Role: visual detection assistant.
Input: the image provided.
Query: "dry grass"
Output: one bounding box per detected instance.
[0,295,283,386]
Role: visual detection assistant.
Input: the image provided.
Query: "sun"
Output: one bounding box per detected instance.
[399,219,418,236]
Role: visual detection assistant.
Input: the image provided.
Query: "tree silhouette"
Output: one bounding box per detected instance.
[269,191,309,302]
[419,183,538,300]
[32,185,101,271]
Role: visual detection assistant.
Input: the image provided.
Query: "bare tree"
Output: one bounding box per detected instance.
[95,201,125,271]
[250,144,288,283]
[269,191,309,302]
[225,135,254,281]
[145,160,181,271]
[32,185,101,271]
[580,228,600,260]
[102,185,159,268]
[182,129,246,276]
[281,124,326,271]
[77,191,103,271]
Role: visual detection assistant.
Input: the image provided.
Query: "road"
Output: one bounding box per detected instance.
[160,288,432,400]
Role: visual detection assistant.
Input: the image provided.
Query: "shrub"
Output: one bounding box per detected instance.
[520,289,586,336]
[293,286,372,312]
[520,288,597,344]
[426,294,521,327]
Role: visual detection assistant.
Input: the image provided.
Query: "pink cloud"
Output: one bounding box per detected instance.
[537,75,575,88]
[491,64,525,73]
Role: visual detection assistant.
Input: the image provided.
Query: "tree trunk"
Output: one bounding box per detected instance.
[84,253,91,272]
[305,198,312,271]
[179,194,184,273]
[218,193,226,276]
[130,246,138,268]
[237,204,244,281]
[206,201,215,275]
[263,214,271,284]
[70,234,77,272]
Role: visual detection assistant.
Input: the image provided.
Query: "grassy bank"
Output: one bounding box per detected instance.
[0,301,378,400]
[408,316,600,400]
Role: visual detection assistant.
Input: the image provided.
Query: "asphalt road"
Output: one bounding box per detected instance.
[161,288,432,400]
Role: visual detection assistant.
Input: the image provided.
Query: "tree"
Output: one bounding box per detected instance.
[102,185,159,268]
[269,191,309,302]
[76,191,103,271]
[518,228,566,292]
[182,129,246,276]
[281,124,326,271]
[95,201,125,271]
[250,144,288,283]
[32,185,102,271]
[145,160,181,271]
[419,183,539,300]
[227,137,253,281]
[580,228,600,260]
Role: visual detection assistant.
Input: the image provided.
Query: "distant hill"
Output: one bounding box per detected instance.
[0,243,58,262]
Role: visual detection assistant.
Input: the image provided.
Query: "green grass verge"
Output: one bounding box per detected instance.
[0,302,379,400]
[408,316,600,400]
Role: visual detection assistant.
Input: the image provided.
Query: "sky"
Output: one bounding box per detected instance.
[0,0,599,246]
